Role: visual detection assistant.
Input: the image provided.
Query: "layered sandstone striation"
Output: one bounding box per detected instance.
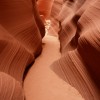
[0,0,45,99]
[0,0,100,100]
[51,0,100,100]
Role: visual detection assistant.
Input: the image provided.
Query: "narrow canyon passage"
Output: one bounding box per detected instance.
[23,25,84,100]
[0,0,100,100]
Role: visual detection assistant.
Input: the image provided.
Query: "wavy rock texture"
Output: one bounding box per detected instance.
[50,0,63,36]
[77,28,100,85]
[0,0,45,99]
[0,72,24,100]
[51,0,100,100]
[0,25,34,82]
[51,50,100,100]
[0,0,100,100]
[0,0,44,55]
[50,0,95,52]
[57,0,93,53]
[57,0,84,22]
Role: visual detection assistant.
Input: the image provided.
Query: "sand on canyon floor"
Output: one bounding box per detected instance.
[24,34,84,100]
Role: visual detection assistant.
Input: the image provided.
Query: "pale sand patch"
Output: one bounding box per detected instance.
[23,34,84,100]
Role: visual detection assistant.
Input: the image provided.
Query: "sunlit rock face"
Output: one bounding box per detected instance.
[51,0,100,100]
[37,0,54,19]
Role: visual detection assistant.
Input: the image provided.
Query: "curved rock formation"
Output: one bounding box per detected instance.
[0,72,24,100]
[51,0,100,99]
[0,0,100,100]
[0,0,45,99]
[32,0,45,37]
[0,25,34,82]
[0,0,43,56]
